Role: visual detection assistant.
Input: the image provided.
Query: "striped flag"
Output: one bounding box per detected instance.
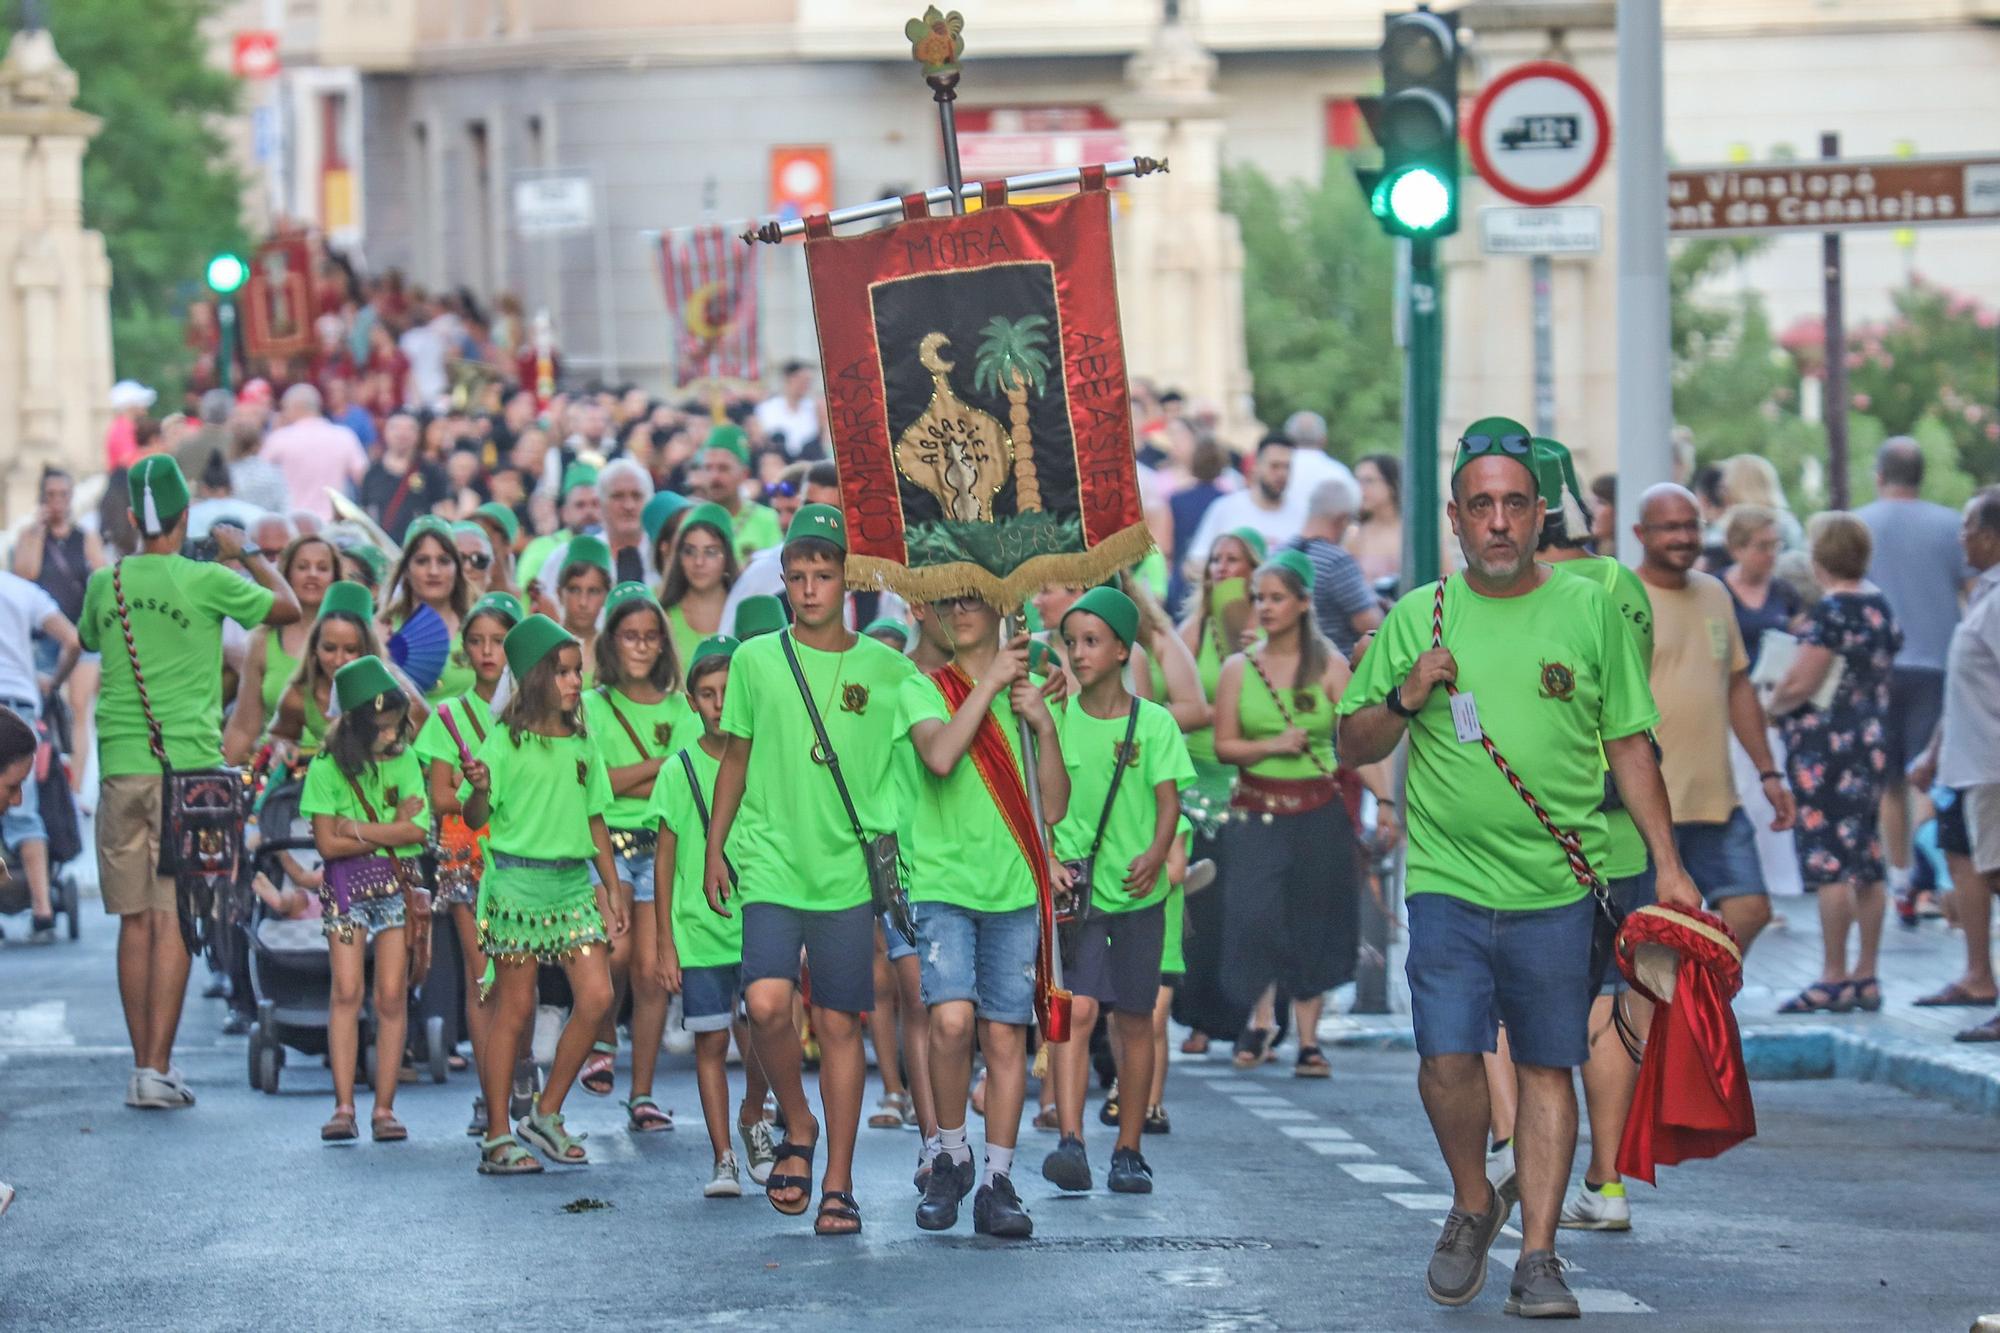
[659,224,760,387]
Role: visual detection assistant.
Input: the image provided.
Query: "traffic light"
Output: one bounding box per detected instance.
[205,251,248,295]
[1355,7,1460,238]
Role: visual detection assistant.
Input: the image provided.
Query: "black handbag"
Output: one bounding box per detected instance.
[780,633,916,947]
[1057,700,1140,926]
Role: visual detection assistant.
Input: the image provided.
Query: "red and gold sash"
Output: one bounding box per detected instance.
[929,665,1071,1042]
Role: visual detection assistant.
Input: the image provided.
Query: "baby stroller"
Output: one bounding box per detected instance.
[0,693,84,941]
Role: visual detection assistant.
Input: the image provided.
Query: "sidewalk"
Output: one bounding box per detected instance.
[1321,892,2000,1117]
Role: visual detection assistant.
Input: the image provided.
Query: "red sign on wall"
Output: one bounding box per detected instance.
[233,31,281,80]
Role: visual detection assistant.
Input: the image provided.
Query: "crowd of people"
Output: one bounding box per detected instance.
[5,333,1999,1315]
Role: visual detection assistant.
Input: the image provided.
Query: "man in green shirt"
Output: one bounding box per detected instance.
[703,504,916,1236]
[695,424,782,561]
[518,462,601,596]
[79,456,300,1112]
[1337,418,1697,1318]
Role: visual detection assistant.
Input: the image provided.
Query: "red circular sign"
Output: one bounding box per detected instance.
[1467,61,1612,207]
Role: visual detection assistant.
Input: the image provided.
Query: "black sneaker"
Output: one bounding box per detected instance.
[972,1173,1033,1238]
[915,1152,971,1231]
[1143,1103,1170,1135]
[1107,1146,1154,1194]
[1041,1134,1092,1192]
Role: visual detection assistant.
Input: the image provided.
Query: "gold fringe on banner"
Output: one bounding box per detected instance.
[846,520,1155,615]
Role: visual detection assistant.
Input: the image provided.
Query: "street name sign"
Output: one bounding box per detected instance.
[1667,155,2000,236]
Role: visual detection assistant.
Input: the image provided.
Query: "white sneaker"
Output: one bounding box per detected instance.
[131,1068,194,1110]
[1485,1140,1518,1211]
[1559,1179,1632,1231]
[705,1153,744,1198]
[664,995,694,1055]
[124,1070,144,1108]
[739,1118,776,1185]
[0,1181,13,1219]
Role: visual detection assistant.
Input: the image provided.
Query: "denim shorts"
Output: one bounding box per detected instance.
[1404,892,1595,1069]
[591,843,658,903]
[681,963,742,1033]
[740,901,876,1015]
[0,697,43,852]
[884,912,918,963]
[1673,808,1768,904]
[914,900,1038,1026]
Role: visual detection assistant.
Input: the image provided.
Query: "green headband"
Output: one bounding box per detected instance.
[784,503,847,554]
[404,514,456,549]
[128,455,190,537]
[690,635,740,669]
[863,616,911,647]
[560,461,600,501]
[318,580,377,623]
[451,520,492,551]
[678,502,737,550]
[1530,437,1591,522]
[333,655,402,715]
[1223,527,1269,565]
[1451,416,1536,484]
[342,543,389,585]
[603,580,662,625]
[1062,585,1140,648]
[1270,548,1317,592]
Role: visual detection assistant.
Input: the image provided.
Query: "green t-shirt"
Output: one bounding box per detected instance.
[1551,555,1657,880]
[1337,573,1658,912]
[517,532,566,592]
[79,556,277,777]
[894,673,1039,914]
[731,503,784,561]
[413,692,496,770]
[457,727,612,861]
[1235,663,1337,779]
[1052,698,1196,914]
[652,741,743,967]
[665,604,710,682]
[298,746,429,858]
[260,629,300,725]
[582,686,697,829]
[719,630,917,911]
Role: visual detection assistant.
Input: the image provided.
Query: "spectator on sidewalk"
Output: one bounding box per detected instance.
[0,568,81,943]
[260,384,367,523]
[597,459,655,585]
[1909,487,2000,1037]
[1635,485,1795,957]
[104,381,156,471]
[1721,505,1806,897]
[174,390,235,484]
[754,360,825,461]
[1183,435,1303,577]
[1857,437,1975,918]
[357,412,447,543]
[1284,477,1382,659]
[1280,411,1360,518]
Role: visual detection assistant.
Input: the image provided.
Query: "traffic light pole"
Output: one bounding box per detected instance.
[1403,236,1442,589]
[217,297,237,393]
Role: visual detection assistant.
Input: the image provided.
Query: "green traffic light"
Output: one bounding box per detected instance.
[1375,167,1452,234]
[206,252,248,295]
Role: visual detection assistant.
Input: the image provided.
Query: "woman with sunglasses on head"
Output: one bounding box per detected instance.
[225,534,344,765]
[661,503,740,674]
[381,515,476,706]
[453,521,495,598]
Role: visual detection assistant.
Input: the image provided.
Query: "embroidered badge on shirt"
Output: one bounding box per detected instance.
[654,721,676,748]
[1539,660,1577,703]
[576,759,589,786]
[841,683,869,714]
[1117,740,1141,770]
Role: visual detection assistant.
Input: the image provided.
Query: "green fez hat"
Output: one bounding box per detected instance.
[333,655,402,715]
[1530,437,1591,522]
[473,502,520,546]
[560,461,600,500]
[784,503,847,554]
[342,543,389,586]
[405,514,455,547]
[690,635,740,668]
[1062,585,1140,648]
[1223,527,1269,564]
[1271,548,1318,591]
[468,590,524,628]
[704,424,749,466]
[642,491,695,547]
[504,613,577,680]
[318,580,377,623]
[603,580,661,624]
[561,533,614,578]
[451,519,492,550]
[1451,416,1536,483]
[863,616,911,648]
[678,502,737,550]
[735,594,787,639]
[128,455,191,536]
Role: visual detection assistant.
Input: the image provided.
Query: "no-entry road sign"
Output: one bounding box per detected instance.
[1468,61,1612,207]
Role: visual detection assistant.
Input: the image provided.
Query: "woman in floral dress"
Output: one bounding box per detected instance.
[1769,512,1901,1014]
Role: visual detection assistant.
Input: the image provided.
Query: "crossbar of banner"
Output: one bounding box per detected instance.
[739,156,1169,245]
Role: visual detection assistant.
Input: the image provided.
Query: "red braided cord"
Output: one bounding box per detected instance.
[1430,578,1600,890]
[1243,649,1333,779]
[110,560,171,770]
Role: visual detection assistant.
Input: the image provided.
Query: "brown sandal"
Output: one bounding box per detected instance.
[371,1111,408,1142]
[321,1108,358,1142]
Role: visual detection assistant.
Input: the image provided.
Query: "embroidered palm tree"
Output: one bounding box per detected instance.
[972,315,1052,513]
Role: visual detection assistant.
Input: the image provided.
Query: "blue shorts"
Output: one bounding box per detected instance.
[1404,892,1595,1069]
[740,901,876,1015]
[1673,808,1768,904]
[0,698,43,852]
[913,900,1038,1026]
[591,843,658,903]
[884,912,918,963]
[681,963,742,1033]
[1601,868,1658,997]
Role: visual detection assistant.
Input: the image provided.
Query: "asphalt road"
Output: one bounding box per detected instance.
[3,924,1998,1331]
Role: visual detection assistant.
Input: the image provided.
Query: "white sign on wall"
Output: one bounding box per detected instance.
[514,175,595,236]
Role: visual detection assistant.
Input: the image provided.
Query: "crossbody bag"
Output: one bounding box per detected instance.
[596,686,664,859]
[1055,700,1140,925]
[110,559,247,955]
[679,748,739,889]
[780,633,916,947]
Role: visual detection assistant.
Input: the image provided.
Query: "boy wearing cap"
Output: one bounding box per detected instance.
[702,504,917,1235]
[1337,417,1696,1318]
[79,456,302,1111]
[900,590,1069,1241]
[1042,587,1194,1197]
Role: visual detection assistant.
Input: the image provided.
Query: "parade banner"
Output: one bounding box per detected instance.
[803,173,1148,608]
[659,224,760,386]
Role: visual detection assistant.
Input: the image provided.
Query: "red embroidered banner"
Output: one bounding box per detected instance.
[660,224,761,386]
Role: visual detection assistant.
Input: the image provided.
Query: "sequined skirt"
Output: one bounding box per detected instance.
[476,852,606,981]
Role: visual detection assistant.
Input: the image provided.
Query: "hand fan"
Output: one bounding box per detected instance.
[389,604,452,696]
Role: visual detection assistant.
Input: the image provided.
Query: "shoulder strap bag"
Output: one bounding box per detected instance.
[780,632,916,947]
[1056,700,1140,925]
[1242,650,1334,779]
[680,748,739,889]
[594,687,661,859]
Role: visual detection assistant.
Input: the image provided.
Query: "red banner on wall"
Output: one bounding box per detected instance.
[804,178,1147,608]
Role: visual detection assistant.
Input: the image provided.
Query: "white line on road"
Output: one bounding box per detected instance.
[1278,1125,1353,1141]
[1574,1288,1655,1314]
[0,1002,74,1048]
[1338,1163,1424,1184]
[1302,1141,1376,1157]
[1248,1107,1318,1121]
[1382,1192,1456,1210]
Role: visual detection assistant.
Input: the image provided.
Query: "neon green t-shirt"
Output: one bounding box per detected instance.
[413,692,496,770]
[1235,663,1337,779]
[582,686,697,829]
[457,727,612,861]
[1551,555,1657,880]
[299,746,429,858]
[517,532,565,592]
[664,604,712,681]
[79,555,276,777]
[1337,573,1658,912]
[731,503,783,561]
[652,741,743,968]
[1052,698,1195,914]
[719,630,917,911]
[894,673,1039,914]
[260,629,301,725]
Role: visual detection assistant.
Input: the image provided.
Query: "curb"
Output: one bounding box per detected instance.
[1320,1019,2000,1118]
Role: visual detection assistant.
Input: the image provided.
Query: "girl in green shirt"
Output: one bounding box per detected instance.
[301,656,427,1145]
[661,504,738,672]
[554,535,614,683]
[270,582,387,762]
[224,534,340,765]
[460,615,627,1174]
[577,583,692,1130]
[381,516,476,705]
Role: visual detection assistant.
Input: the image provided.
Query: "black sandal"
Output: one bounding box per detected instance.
[765,1139,817,1217]
[1294,1046,1332,1078]
[814,1189,862,1236]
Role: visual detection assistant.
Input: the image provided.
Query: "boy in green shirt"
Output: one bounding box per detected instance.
[900,594,1069,1241]
[1040,587,1194,1198]
[703,505,916,1236]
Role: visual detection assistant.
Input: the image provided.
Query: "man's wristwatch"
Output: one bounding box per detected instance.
[1758,770,1785,784]
[1385,687,1419,719]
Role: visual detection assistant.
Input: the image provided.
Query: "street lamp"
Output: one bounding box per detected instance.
[205,251,247,391]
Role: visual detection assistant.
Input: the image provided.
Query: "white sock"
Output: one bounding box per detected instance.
[1888,863,1913,894]
[938,1124,972,1167]
[920,1134,941,1164]
[983,1144,1015,1186]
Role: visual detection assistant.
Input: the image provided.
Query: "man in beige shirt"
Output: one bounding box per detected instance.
[1635,485,1797,954]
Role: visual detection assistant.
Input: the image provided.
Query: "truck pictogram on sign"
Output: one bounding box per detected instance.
[1498,115,1580,152]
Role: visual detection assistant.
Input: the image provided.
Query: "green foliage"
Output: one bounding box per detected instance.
[47,0,248,398]
[1223,155,1399,458]
[1846,281,2000,481]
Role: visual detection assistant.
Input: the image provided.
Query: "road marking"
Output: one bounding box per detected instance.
[0,1001,74,1048]
[1247,1107,1317,1121]
[1494,1248,1586,1274]
[1574,1288,1655,1314]
[1225,1094,1296,1106]
[1303,1141,1376,1157]
[1279,1125,1353,1141]
[1338,1163,1423,1184]
[1383,1192,1456,1210]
